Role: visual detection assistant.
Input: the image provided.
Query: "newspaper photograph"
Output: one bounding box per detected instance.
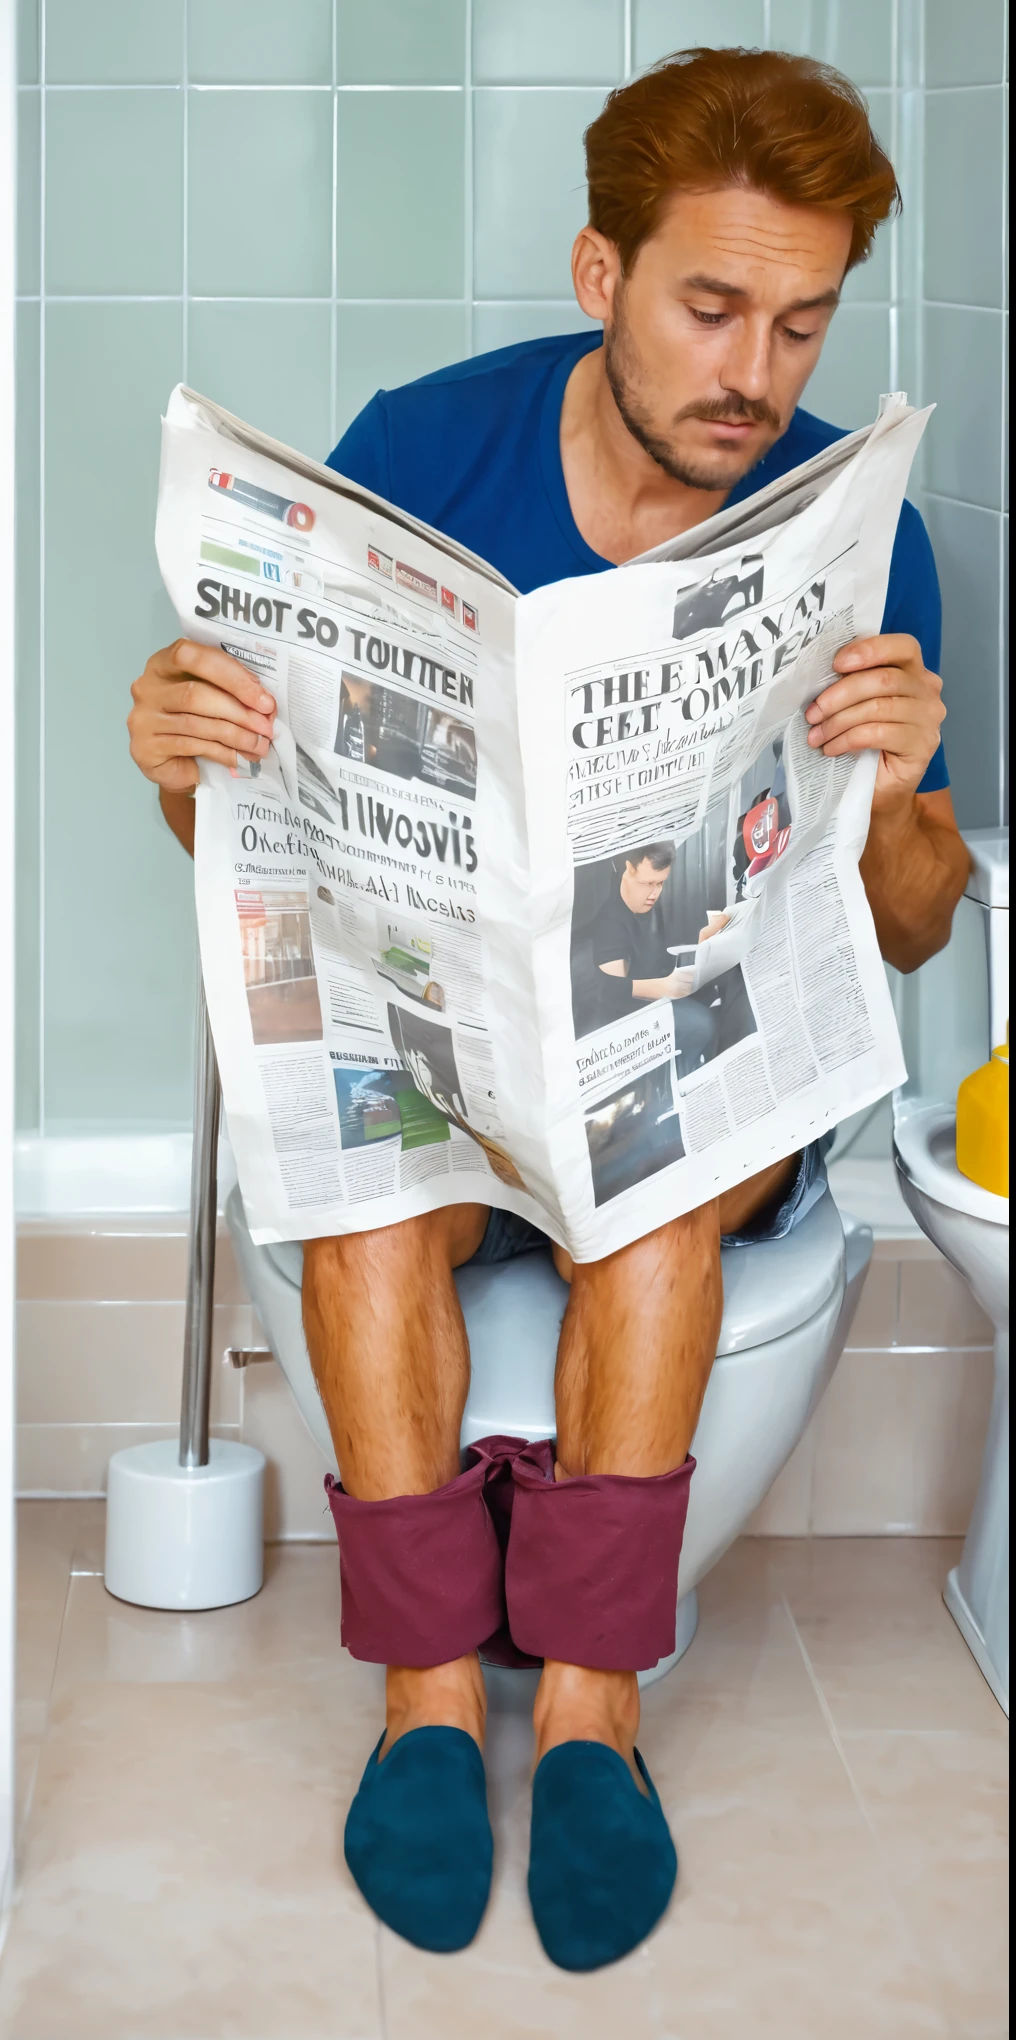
[155,385,929,1259]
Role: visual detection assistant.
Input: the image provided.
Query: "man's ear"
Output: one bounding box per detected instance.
[571,226,622,323]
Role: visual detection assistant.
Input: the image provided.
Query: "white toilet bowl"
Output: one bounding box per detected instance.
[227,1184,872,1680]
[890,825,1009,1714]
[894,1100,1008,1712]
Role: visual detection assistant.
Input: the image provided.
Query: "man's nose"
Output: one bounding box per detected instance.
[718,314,772,404]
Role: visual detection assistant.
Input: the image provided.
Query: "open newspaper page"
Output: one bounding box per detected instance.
[156,388,553,1244]
[516,395,929,1258]
[156,386,927,1256]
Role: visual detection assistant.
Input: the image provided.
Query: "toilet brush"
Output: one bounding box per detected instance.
[104,981,266,1610]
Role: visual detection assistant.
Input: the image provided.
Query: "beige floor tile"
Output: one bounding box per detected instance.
[844,1729,1009,2035]
[648,1919,948,2039]
[777,1537,1007,1734]
[14,1735,44,1849]
[52,1547,383,1699]
[0,1680,384,2040]
[381,1926,659,2039]
[642,1537,833,1731]
[13,1502,103,1722]
[642,1715,949,2039]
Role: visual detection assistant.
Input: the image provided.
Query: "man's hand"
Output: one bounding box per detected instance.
[128,639,276,791]
[805,633,945,811]
[652,966,695,999]
[801,633,967,971]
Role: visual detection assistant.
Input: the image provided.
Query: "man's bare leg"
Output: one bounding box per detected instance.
[535,1154,800,1772]
[303,1204,489,1755]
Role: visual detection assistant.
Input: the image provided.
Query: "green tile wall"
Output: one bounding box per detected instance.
[919,0,1008,831]
[14,0,1009,1130]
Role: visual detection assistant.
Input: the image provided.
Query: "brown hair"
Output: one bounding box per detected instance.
[585,47,900,274]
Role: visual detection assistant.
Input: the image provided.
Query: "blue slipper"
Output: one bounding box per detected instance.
[344,1726,493,1952]
[528,1742,677,1971]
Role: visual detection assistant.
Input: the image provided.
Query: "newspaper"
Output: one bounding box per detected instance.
[155,385,929,1259]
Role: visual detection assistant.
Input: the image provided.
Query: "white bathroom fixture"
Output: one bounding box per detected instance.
[227,1180,872,1680]
[893,828,1009,1713]
[104,993,265,1612]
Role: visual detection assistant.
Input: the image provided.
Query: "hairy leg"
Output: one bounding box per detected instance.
[303,1204,490,1752]
[536,1153,799,1772]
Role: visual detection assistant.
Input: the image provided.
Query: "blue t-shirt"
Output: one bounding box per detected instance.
[328,329,948,793]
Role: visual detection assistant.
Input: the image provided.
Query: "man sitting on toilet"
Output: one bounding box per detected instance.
[127,47,971,1971]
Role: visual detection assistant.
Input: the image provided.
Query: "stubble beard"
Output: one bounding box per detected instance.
[603,293,783,492]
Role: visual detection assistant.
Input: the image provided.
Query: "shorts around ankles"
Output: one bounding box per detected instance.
[467,1134,835,1267]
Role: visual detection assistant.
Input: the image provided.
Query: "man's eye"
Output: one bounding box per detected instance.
[690,308,727,325]
[783,325,816,343]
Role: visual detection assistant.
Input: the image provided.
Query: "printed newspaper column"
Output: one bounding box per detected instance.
[157,384,929,1256]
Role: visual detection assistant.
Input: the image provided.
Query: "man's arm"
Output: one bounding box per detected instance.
[127,640,277,861]
[599,959,694,1000]
[859,787,970,973]
[806,633,970,973]
[159,787,197,857]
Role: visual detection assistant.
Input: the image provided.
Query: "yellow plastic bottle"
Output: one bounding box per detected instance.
[955,1026,1009,1198]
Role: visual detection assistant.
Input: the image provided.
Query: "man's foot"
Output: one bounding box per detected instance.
[528,1660,676,1970]
[382,1651,487,1757]
[345,1655,492,1952]
[533,1659,644,1789]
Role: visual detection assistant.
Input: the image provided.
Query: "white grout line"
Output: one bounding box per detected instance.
[20,294,580,308]
[181,0,189,380]
[887,0,899,390]
[30,76,998,97]
[782,1593,888,1844]
[464,0,474,355]
[997,4,1009,827]
[922,488,1004,517]
[329,0,337,446]
[36,0,46,1130]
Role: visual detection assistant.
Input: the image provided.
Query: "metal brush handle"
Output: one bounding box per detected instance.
[179,978,221,1469]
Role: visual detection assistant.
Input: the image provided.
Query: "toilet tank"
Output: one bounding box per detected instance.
[895,827,1008,1109]
[964,828,1009,1055]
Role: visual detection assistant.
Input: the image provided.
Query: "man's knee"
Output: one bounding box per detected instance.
[304,1202,489,1294]
[554,1196,721,1289]
[717,1151,800,1235]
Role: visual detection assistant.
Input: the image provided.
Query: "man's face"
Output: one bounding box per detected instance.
[594,186,853,491]
[624,857,672,910]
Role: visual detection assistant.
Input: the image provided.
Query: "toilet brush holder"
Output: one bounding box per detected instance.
[104,982,266,1611]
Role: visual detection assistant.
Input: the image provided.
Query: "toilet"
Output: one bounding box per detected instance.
[228,1180,872,1680]
[892,828,1009,1714]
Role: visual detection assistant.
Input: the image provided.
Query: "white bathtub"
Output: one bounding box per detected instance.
[14,1131,239,1220]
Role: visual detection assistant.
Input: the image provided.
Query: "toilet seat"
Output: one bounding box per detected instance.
[256,1186,845,1358]
[894,1100,1009,1228]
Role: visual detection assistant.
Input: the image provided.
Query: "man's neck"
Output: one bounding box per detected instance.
[559,344,728,565]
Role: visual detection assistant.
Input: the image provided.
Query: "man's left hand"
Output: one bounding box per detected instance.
[805,634,945,812]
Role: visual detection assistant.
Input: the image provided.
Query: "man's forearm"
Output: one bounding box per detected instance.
[860,795,970,973]
[159,786,196,858]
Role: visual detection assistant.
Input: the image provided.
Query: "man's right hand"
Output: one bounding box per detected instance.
[127,639,277,791]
